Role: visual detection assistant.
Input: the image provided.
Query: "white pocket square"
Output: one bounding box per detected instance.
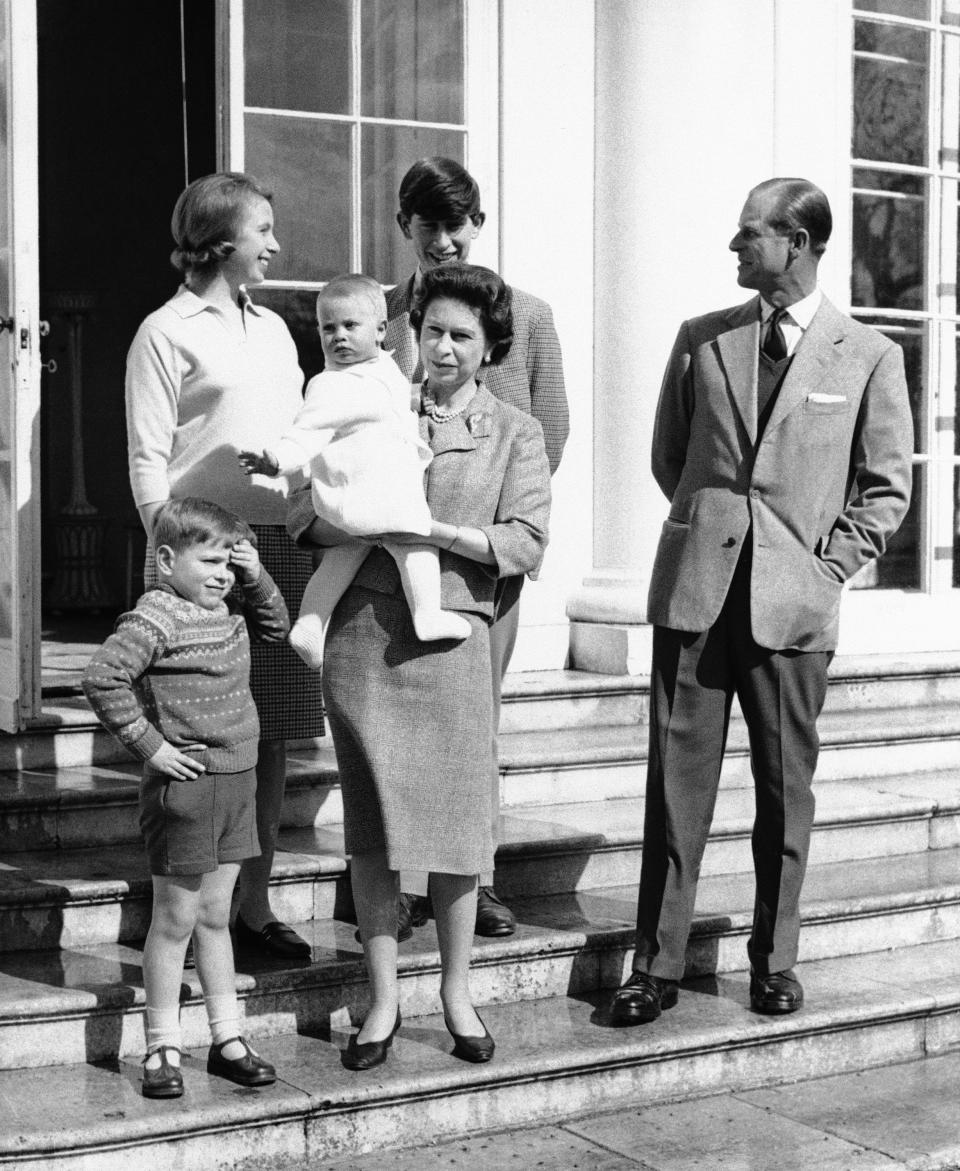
[807,392,847,403]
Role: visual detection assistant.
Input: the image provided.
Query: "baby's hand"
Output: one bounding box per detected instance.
[238,449,280,477]
[230,538,261,584]
[148,741,206,781]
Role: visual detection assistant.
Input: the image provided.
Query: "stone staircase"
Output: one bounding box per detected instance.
[0,653,958,1168]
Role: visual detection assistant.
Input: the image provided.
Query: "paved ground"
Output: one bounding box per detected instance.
[324,1051,960,1170]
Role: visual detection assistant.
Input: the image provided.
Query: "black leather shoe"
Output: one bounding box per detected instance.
[444,1011,495,1063]
[142,1046,183,1099]
[234,916,311,959]
[475,887,516,937]
[342,1009,402,1071]
[610,970,679,1025]
[207,1036,276,1086]
[750,968,803,1015]
[354,893,430,945]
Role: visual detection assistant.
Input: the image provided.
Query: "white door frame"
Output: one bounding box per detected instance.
[0,0,41,731]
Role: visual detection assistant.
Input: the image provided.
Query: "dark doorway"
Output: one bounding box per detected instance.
[36,0,216,682]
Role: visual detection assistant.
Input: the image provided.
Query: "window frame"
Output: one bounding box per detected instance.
[218,0,500,293]
[851,1,960,593]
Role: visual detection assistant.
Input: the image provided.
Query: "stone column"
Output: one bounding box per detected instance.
[565,1,658,675]
[567,0,776,675]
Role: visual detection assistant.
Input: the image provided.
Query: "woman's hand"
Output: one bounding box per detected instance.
[147,741,206,780]
[238,449,280,477]
[230,538,262,583]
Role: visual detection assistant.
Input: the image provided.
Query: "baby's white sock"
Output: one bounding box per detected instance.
[412,610,472,643]
[289,614,325,670]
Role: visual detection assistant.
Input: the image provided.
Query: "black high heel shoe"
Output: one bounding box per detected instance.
[444,1010,495,1063]
[342,1009,402,1071]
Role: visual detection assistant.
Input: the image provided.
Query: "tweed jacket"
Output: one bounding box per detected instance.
[646,295,913,652]
[334,385,550,620]
[384,275,569,473]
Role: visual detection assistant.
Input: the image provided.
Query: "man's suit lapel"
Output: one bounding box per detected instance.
[716,299,761,443]
[764,297,845,437]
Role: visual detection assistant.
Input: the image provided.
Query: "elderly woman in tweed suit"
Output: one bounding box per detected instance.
[322,262,551,1069]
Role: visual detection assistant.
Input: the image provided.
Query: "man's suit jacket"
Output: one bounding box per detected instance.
[646,295,913,652]
[384,277,569,473]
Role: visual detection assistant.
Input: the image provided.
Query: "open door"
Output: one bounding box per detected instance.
[0,0,40,731]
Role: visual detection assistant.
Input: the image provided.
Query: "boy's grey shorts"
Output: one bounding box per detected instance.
[139,767,260,876]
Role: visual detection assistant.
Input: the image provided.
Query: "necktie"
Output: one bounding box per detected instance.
[762,308,788,362]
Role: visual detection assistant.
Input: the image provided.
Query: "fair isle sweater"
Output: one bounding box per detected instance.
[81,574,289,774]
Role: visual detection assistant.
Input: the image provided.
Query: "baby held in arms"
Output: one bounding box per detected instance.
[239,273,471,669]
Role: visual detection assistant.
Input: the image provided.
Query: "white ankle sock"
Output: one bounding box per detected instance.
[204,993,241,1047]
[145,1005,182,1065]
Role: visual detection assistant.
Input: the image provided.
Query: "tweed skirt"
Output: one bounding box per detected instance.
[144,524,324,742]
[322,581,494,876]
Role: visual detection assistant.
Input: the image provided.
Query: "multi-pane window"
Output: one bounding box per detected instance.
[852,0,960,590]
[229,0,479,377]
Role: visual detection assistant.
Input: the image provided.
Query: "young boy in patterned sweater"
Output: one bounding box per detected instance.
[82,497,289,1099]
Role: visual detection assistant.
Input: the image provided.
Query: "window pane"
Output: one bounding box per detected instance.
[855,318,926,451]
[855,0,930,16]
[245,0,350,114]
[943,0,960,25]
[360,124,465,280]
[878,464,921,586]
[853,25,928,165]
[245,114,351,281]
[853,167,924,195]
[361,0,464,123]
[245,288,323,382]
[852,190,925,309]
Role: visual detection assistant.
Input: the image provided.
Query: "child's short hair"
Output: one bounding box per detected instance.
[170,172,272,277]
[410,262,513,366]
[316,273,387,323]
[152,498,255,553]
[398,157,482,224]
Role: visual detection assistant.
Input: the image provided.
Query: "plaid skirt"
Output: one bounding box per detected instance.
[322,578,494,876]
[144,524,324,742]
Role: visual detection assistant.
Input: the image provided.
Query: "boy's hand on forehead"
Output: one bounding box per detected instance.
[148,740,206,781]
[230,538,261,584]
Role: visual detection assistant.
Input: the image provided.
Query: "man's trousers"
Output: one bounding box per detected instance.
[634,554,832,979]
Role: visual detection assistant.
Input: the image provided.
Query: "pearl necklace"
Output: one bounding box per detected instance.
[421,388,476,422]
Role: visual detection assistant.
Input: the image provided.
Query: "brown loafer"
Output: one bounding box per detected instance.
[142,1046,183,1099]
[610,970,679,1026]
[207,1036,276,1086]
[750,968,803,1015]
[475,887,516,937]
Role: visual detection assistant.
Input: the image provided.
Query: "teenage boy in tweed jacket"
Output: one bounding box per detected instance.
[82,498,288,1099]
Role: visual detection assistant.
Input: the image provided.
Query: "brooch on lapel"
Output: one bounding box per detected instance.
[467,412,490,437]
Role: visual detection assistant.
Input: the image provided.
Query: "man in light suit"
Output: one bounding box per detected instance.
[387,158,569,939]
[609,178,912,1025]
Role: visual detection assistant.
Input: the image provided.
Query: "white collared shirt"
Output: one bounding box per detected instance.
[126,285,305,522]
[760,287,823,358]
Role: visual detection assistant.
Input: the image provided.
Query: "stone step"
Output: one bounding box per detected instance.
[0,937,956,1170]
[3,775,957,955]
[6,700,960,858]
[0,846,957,1069]
[326,1048,960,1170]
[7,653,960,775]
